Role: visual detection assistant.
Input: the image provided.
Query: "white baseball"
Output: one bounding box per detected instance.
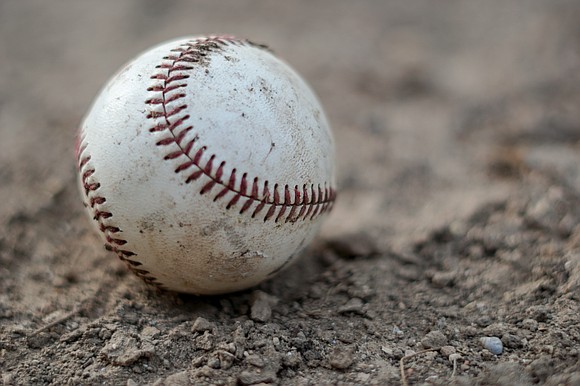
[76,36,336,294]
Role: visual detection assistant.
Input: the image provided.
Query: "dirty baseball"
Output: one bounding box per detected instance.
[76,35,336,294]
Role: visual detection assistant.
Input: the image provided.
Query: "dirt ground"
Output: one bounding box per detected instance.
[1,1,579,385]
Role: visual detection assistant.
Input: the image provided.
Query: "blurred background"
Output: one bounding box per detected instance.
[1,0,579,233]
[1,1,578,247]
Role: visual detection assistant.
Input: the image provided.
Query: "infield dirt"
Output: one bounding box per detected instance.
[0,1,579,385]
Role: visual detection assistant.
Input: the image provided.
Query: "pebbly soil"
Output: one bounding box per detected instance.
[0,1,579,385]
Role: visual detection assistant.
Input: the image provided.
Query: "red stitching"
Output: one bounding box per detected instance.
[76,132,163,288]
[145,36,336,223]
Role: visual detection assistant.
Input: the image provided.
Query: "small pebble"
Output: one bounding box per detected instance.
[483,323,508,337]
[191,355,206,368]
[392,348,405,360]
[219,354,235,371]
[207,356,220,369]
[192,317,215,333]
[194,331,214,351]
[481,349,497,361]
[246,354,264,368]
[440,345,456,357]
[282,350,302,368]
[141,326,160,339]
[542,345,555,355]
[501,333,525,349]
[380,346,393,357]
[463,326,478,337]
[431,271,457,287]
[338,298,364,314]
[449,353,462,363]
[326,232,379,257]
[238,370,276,385]
[329,347,354,369]
[421,330,447,349]
[250,291,278,323]
[480,336,503,355]
[356,373,371,383]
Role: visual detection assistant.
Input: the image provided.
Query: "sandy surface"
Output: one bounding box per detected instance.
[0,1,579,385]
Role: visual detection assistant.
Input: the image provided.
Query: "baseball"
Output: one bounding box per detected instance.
[76,35,336,294]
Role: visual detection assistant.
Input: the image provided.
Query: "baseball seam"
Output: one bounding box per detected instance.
[76,134,163,288]
[145,36,336,223]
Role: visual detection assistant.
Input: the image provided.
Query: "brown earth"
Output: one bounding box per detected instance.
[0,1,579,385]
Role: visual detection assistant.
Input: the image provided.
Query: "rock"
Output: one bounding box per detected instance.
[27,332,52,349]
[440,345,456,357]
[250,291,278,323]
[329,346,355,369]
[192,317,216,333]
[246,354,265,368]
[392,326,404,336]
[482,323,509,337]
[338,297,364,314]
[233,324,246,358]
[282,350,303,368]
[207,356,220,369]
[480,337,503,355]
[263,345,282,374]
[191,355,206,368]
[194,331,214,351]
[101,330,155,366]
[163,371,190,386]
[431,271,457,287]
[238,370,276,385]
[217,350,235,370]
[60,327,85,343]
[141,326,160,339]
[421,330,447,348]
[326,232,379,258]
[381,346,394,357]
[449,353,462,363]
[463,326,478,337]
[501,333,525,349]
